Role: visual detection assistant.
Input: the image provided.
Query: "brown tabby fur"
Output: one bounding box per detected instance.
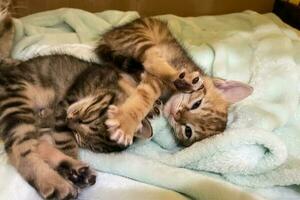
[0,5,252,199]
[0,5,161,198]
[96,18,253,146]
[0,3,123,198]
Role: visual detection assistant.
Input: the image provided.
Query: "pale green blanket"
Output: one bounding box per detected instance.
[2,8,300,200]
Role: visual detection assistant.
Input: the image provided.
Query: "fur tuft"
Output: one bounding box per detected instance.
[0,0,11,20]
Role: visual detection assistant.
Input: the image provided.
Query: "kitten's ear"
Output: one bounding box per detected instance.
[213,78,253,103]
[135,119,153,139]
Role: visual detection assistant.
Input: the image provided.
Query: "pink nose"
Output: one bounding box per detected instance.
[174,106,188,122]
[174,111,181,121]
[67,115,76,122]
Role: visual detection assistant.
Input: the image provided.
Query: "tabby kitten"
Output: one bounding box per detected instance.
[0,3,95,199]
[97,17,253,146]
[1,52,162,199]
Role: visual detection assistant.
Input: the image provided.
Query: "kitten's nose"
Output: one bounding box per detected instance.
[174,111,180,121]
[174,107,187,122]
[67,115,76,122]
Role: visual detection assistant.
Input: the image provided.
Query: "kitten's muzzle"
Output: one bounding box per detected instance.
[174,107,188,123]
[66,116,80,129]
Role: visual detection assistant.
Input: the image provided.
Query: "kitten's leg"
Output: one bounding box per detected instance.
[37,134,97,189]
[146,99,164,119]
[1,92,77,199]
[97,17,204,93]
[5,128,78,199]
[142,47,203,92]
[52,131,78,158]
[98,44,202,93]
[106,73,164,146]
[118,73,138,96]
[52,101,97,187]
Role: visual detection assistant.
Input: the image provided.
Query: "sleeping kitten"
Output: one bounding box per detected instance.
[96,17,253,147]
[0,4,159,198]
[0,2,93,199]
[1,51,165,199]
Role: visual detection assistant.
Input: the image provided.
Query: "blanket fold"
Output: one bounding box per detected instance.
[1,8,300,200]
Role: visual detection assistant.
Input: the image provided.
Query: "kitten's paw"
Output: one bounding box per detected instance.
[147,99,164,119]
[105,105,134,146]
[173,70,203,93]
[37,171,78,200]
[57,160,96,188]
[110,128,133,146]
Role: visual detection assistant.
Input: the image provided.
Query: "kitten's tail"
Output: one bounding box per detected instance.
[96,44,144,74]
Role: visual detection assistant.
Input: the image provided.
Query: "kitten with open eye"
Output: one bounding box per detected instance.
[96,17,253,147]
[163,77,252,146]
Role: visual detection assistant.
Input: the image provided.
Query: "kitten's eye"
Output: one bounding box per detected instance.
[184,125,192,139]
[191,100,202,110]
[78,119,83,123]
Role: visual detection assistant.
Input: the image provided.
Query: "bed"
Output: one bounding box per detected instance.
[1,4,300,200]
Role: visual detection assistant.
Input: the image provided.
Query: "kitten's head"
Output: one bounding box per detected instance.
[164,76,253,146]
[66,93,125,152]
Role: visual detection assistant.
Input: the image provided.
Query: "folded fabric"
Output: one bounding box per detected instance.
[1,8,300,200]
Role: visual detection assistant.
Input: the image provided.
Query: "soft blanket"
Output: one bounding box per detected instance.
[1,8,300,200]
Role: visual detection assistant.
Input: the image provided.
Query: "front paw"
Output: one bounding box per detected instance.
[147,99,164,119]
[173,70,203,93]
[105,105,135,146]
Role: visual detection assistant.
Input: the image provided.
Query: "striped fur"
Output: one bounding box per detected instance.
[96,18,204,92]
[97,18,205,146]
[0,54,132,199]
[97,17,252,147]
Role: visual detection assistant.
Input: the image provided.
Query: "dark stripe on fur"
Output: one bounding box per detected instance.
[20,149,32,157]
[2,115,35,138]
[17,134,36,145]
[60,144,77,151]
[4,136,17,151]
[55,139,72,145]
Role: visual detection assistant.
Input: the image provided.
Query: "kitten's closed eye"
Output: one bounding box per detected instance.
[80,118,96,124]
[191,100,202,110]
